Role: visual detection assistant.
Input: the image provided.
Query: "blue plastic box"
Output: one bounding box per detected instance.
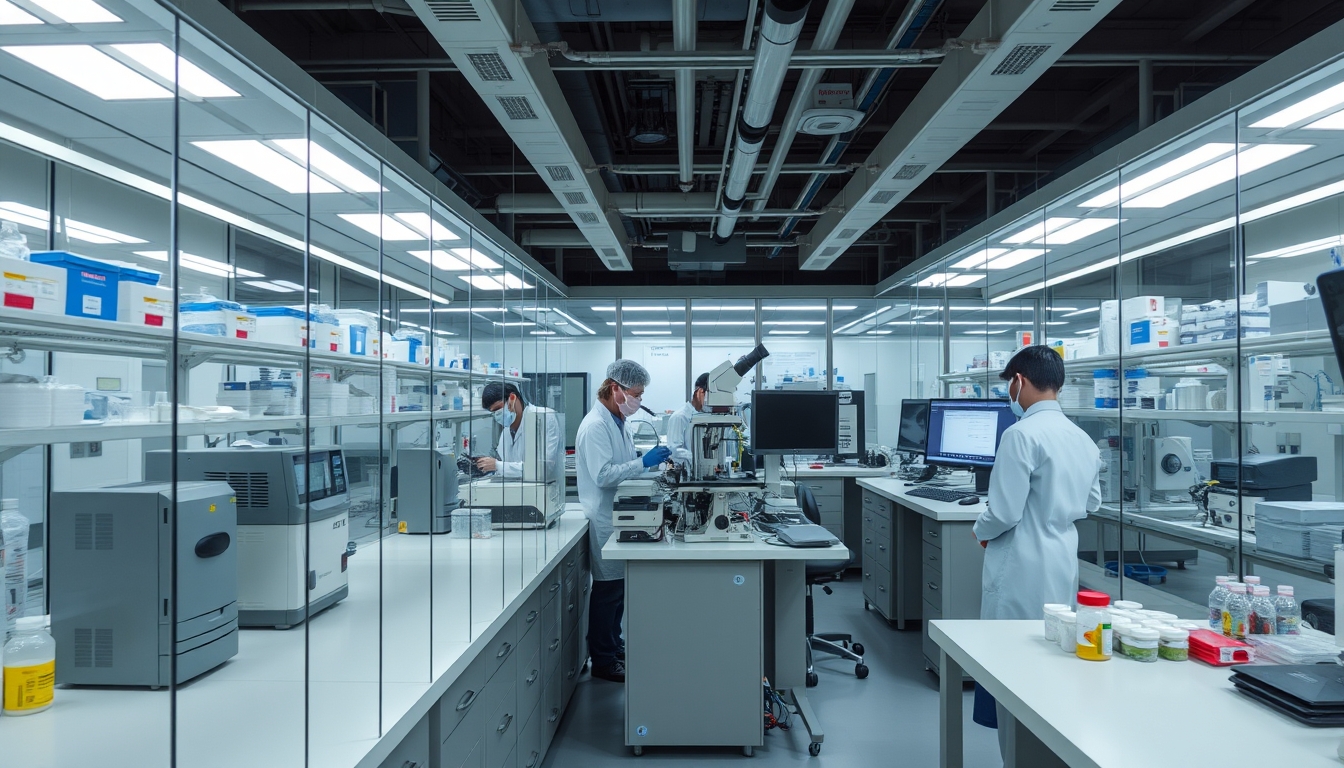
[29,251,159,321]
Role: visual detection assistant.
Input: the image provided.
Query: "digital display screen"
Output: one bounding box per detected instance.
[897,400,930,455]
[924,399,1015,468]
[293,450,338,503]
[751,391,839,454]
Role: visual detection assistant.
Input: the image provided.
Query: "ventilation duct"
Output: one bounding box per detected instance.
[714,0,811,243]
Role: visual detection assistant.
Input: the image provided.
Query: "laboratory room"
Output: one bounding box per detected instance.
[9,1,1344,768]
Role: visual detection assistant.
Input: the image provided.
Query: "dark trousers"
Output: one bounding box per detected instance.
[586,577,625,668]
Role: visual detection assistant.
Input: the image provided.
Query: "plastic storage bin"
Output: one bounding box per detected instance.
[1255,501,1344,525]
[254,306,311,348]
[0,255,65,315]
[1255,519,1315,558]
[450,508,491,539]
[29,251,158,321]
[181,298,257,340]
[117,281,173,327]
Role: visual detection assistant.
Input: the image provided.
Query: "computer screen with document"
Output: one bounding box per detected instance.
[924,399,1015,468]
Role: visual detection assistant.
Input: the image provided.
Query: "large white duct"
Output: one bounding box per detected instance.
[715,0,811,242]
[673,0,697,192]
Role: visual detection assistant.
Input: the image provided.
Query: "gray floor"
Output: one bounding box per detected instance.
[542,578,1002,767]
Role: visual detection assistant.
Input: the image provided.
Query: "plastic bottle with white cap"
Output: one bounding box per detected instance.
[1,499,28,634]
[3,614,54,715]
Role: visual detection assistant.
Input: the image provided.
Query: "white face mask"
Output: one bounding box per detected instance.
[1008,375,1025,418]
[616,387,642,418]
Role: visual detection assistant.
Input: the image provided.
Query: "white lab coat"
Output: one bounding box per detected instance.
[576,400,654,581]
[493,404,562,479]
[666,401,697,465]
[973,400,1101,620]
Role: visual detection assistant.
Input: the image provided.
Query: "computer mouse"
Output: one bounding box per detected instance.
[958,496,981,506]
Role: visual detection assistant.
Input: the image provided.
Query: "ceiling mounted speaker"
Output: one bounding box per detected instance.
[798,109,865,135]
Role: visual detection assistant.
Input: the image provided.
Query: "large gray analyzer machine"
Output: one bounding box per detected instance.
[666,344,769,543]
[394,446,460,534]
[465,405,565,528]
[49,481,239,687]
[147,445,350,628]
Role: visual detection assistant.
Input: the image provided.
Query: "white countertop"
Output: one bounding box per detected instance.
[930,619,1342,768]
[0,509,590,768]
[604,532,851,562]
[857,477,986,522]
[779,459,892,479]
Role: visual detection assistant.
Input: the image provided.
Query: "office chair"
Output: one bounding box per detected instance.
[795,484,869,685]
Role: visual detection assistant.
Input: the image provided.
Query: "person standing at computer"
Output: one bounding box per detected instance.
[475,381,562,479]
[666,371,709,468]
[974,346,1100,754]
[576,359,671,683]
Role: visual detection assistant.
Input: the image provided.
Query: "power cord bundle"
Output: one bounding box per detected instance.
[762,678,792,732]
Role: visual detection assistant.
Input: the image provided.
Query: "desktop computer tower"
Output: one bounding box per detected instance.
[49,481,239,687]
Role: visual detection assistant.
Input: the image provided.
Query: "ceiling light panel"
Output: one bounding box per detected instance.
[272,139,378,193]
[1123,144,1311,208]
[194,141,340,195]
[63,217,145,244]
[4,45,170,100]
[950,247,1007,270]
[0,1,42,25]
[1002,218,1076,244]
[943,274,986,287]
[449,248,502,270]
[1252,81,1344,129]
[1042,218,1120,244]
[984,249,1047,270]
[110,43,238,99]
[338,213,423,240]
[0,201,47,228]
[243,280,295,293]
[1080,143,1234,208]
[28,0,120,23]
[408,250,470,271]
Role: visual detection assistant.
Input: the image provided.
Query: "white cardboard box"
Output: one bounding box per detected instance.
[1125,316,1178,352]
[117,282,173,327]
[1,255,65,315]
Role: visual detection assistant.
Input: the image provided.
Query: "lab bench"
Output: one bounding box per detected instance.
[779,460,891,571]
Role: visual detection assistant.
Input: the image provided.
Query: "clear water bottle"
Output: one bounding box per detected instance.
[1222,583,1250,639]
[0,221,29,261]
[1207,576,1230,629]
[1248,586,1277,635]
[1274,586,1301,635]
[0,499,29,635]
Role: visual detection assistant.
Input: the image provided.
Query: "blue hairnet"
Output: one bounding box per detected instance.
[606,359,650,389]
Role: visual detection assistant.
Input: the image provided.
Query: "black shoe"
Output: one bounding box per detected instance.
[591,661,626,683]
[618,648,626,662]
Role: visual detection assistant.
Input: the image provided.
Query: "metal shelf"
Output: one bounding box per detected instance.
[1062,407,1344,425]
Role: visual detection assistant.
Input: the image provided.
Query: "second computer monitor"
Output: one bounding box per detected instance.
[751,390,839,454]
[925,399,1015,469]
[896,399,930,456]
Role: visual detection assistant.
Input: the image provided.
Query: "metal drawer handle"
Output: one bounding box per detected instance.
[526,610,539,624]
[549,638,561,651]
[527,669,540,685]
[864,572,871,579]
[548,707,560,723]
[526,751,540,768]
[497,713,513,733]
[878,585,886,593]
[864,497,872,504]
[566,558,576,568]
[567,666,577,680]
[455,689,478,712]
[928,582,940,591]
[878,545,886,552]
[549,583,561,593]
[928,555,937,561]
[567,601,576,612]
[497,642,512,659]
[864,538,872,545]
[928,530,939,538]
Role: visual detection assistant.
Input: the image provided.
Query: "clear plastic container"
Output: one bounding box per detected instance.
[3,615,55,715]
[450,508,492,539]
[1075,590,1112,661]
[0,220,30,261]
[1057,611,1077,654]
[1,499,29,634]
[1110,619,1134,655]
[1043,603,1071,642]
[1158,628,1189,661]
[1113,600,1143,612]
[1274,586,1300,635]
[1223,584,1250,639]
[1121,627,1160,662]
[1208,576,1231,629]
[1248,586,1277,635]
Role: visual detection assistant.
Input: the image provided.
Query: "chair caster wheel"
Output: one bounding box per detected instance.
[806,671,819,687]
[743,746,754,757]
[633,746,643,756]
[863,600,870,610]
[809,742,822,756]
[855,663,869,679]
[852,642,865,656]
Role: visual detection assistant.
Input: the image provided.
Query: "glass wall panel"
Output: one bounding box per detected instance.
[831,300,880,454]
[617,299,686,446]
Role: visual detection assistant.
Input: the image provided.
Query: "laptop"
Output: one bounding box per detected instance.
[1231,664,1344,726]
[773,524,841,548]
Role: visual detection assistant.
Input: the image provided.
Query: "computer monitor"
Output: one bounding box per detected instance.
[836,390,865,459]
[925,399,1016,492]
[751,390,839,454]
[896,399,930,456]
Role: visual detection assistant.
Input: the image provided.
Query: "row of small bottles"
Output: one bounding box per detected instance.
[1207,574,1300,639]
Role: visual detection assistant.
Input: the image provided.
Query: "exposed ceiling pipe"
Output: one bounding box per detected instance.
[493,193,823,218]
[672,0,697,192]
[715,0,811,243]
[238,0,416,14]
[749,0,856,220]
[521,46,959,70]
[524,231,797,249]
[710,0,759,231]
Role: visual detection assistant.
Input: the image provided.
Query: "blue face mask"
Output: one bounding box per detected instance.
[493,402,516,428]
[1008,376,1025,419]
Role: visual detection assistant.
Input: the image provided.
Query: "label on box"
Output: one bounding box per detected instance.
[3,271,58,307]
[82,294,102,316]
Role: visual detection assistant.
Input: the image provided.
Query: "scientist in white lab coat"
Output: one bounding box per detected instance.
[575,359,670,683]
[474,381,562,479]
[973,345,1100,757]
[665,371,709,467]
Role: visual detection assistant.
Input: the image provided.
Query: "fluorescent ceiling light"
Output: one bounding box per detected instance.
[835,305,891,333]
[949,321,1033,326]
[0,201,46,229]
[448,248,502,270]
[1037,218,1120,245]
[605,321,677,327]
[243,280,295,293]
[0,1,42,25]
[4,45,170,100]
[1062,306,1100,317]
[392,212,460,241]
[963,329,1008,335]
[549,308,594,335]
[28,0,120,22]
[492,321,534,327]
[63,217,145,245]
[194,140,339,195]
[270,280,311,292]
[761,304,850,311]
[408,249,470,271]
[1252,82,1344,128]
[768,330,809,335]
[338,213,423,240]
[110,43,238,99]
[945,274,985,287]
[692,321,755,326]
[592,305,678,312]
[918,272,986,287]
[1305,111,1344,130]
[865,330,892,335]
[1002,218,1076,244]
[1080,143,1234,208]
[463,274,532,290]
[134,250,263,279]
[985,249,1047,270]
[1247,235,1339,261]
[950,248,1007,270]
[272,139,378,193]
[531,331,556,335]
[631,331,672,335]
[1124,144,1311,208]
[1241,179,1344,223]
[762,321,825,326]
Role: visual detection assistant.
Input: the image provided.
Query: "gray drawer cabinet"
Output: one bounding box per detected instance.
[860,493,895,622]
[800,478,845,544]
[392,535,590,768]
[917,518,983,674]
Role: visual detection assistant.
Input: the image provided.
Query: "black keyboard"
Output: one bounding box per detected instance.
[906,487,977,503]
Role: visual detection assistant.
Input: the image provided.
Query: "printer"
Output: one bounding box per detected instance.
[465,406,564,528]
[1207,455,1316,533]
[393,446,461,534]
[49,481,239,687]
[147,445,351,628]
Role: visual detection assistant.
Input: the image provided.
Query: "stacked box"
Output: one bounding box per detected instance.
[29,251,159,321]
[117,282,173,327]
[1180,297,1270,344]
[1,254,65,314]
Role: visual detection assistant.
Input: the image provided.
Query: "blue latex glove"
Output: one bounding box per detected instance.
[642,445,671,468]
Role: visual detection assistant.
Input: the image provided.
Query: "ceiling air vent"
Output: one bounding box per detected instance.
[992,44,1051,76]
[562,191,588,205]
[496,95,538,120]
[425,0,479,21]
[892,164,926,180]
[1050,0,1100,10]
[820,246,842,257]
[869,190,899,204]
[601,248,620,258]
[466,53,512,82]
[837,228,859,239]
[577,211,600,224]
[545,165,574,182]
